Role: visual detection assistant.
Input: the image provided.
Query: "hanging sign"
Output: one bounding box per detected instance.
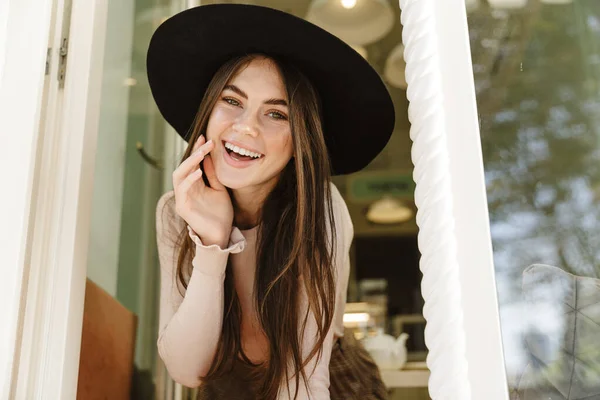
[347,170,415,203]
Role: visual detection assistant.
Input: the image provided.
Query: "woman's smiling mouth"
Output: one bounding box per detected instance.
[222,140,264,167]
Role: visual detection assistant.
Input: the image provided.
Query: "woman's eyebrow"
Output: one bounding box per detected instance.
[224,84,247,99]
[264,98,288,106]
[224,84,288,107]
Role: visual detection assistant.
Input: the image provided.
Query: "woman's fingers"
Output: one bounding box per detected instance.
[193,135,206,152]
[176,167,204,199]
[203,155,226,190]
[172,139,214,188]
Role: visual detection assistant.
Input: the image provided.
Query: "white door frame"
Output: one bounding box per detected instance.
[0,0,110,398]
[0,0,509,398]
[0,0,56,397]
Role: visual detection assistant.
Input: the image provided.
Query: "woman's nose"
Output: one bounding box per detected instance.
[232,121,258,137]
[233,107,258,137]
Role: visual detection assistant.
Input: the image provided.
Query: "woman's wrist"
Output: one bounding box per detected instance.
[187,225,245,258]
[201,235,229,249]
[189,226,231,249]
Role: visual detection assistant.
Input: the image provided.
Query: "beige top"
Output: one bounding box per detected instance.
[156,183,353,399]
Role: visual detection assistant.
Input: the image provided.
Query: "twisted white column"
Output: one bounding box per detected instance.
[399,0,471,398]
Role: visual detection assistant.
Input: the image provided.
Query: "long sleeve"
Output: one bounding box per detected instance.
[277,183,353,399]
[155,191,246,387]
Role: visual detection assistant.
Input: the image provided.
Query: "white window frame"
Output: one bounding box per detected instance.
[0,0,510,398]
[398,0,508,398]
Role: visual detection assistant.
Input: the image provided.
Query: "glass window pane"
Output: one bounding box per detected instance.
[467,1,600,397]
[85,0,181,398]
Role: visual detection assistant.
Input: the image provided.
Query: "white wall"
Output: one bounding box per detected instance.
[86,0,135,296]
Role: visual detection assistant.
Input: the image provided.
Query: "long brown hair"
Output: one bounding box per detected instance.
[174,54,337,399]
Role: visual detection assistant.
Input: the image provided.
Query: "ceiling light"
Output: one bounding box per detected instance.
[384,43,407,89]
[341,0,357,9]
[306,0,394,46]
[366,197,413,225]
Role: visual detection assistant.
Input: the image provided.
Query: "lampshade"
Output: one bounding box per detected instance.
[366,197,413,225]
[383,43,407,89]
[305,0,394,46]
[487,0,527,8]
[351,45,368,60]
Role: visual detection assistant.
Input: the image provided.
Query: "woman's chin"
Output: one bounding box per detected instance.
[215,171,252,190]
[214,164,282,192]
[222,181,248,190]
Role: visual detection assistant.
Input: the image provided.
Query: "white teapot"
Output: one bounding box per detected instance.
[362,328,409,370]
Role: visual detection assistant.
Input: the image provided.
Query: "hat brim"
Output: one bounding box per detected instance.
[147,4,395,175]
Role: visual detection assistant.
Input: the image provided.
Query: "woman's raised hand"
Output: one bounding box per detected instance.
[172,135,234,248]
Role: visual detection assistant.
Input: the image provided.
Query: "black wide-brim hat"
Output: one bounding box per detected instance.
[147,4,395,175]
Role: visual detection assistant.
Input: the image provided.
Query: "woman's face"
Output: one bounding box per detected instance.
[205,57,293,191]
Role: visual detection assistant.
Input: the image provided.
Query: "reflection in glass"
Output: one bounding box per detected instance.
[468,0,600,398]
[85,0,180,398]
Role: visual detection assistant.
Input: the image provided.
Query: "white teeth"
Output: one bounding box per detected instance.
[224,142,262,159]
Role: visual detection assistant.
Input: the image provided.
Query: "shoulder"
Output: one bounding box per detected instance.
[327,182,354,249]
[157,190,175,209]
[156,190,176,225]
[156,191,185,244]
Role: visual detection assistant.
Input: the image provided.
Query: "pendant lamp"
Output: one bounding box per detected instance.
[306,0,394,46]
[383,43,407,90]
[351,45,368,60]
[366,197,413,225]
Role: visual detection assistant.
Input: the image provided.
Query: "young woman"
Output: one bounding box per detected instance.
[148,4,395,400]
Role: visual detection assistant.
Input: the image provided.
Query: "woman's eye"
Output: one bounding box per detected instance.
[223,97,240,107]
[268,111,288,120]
